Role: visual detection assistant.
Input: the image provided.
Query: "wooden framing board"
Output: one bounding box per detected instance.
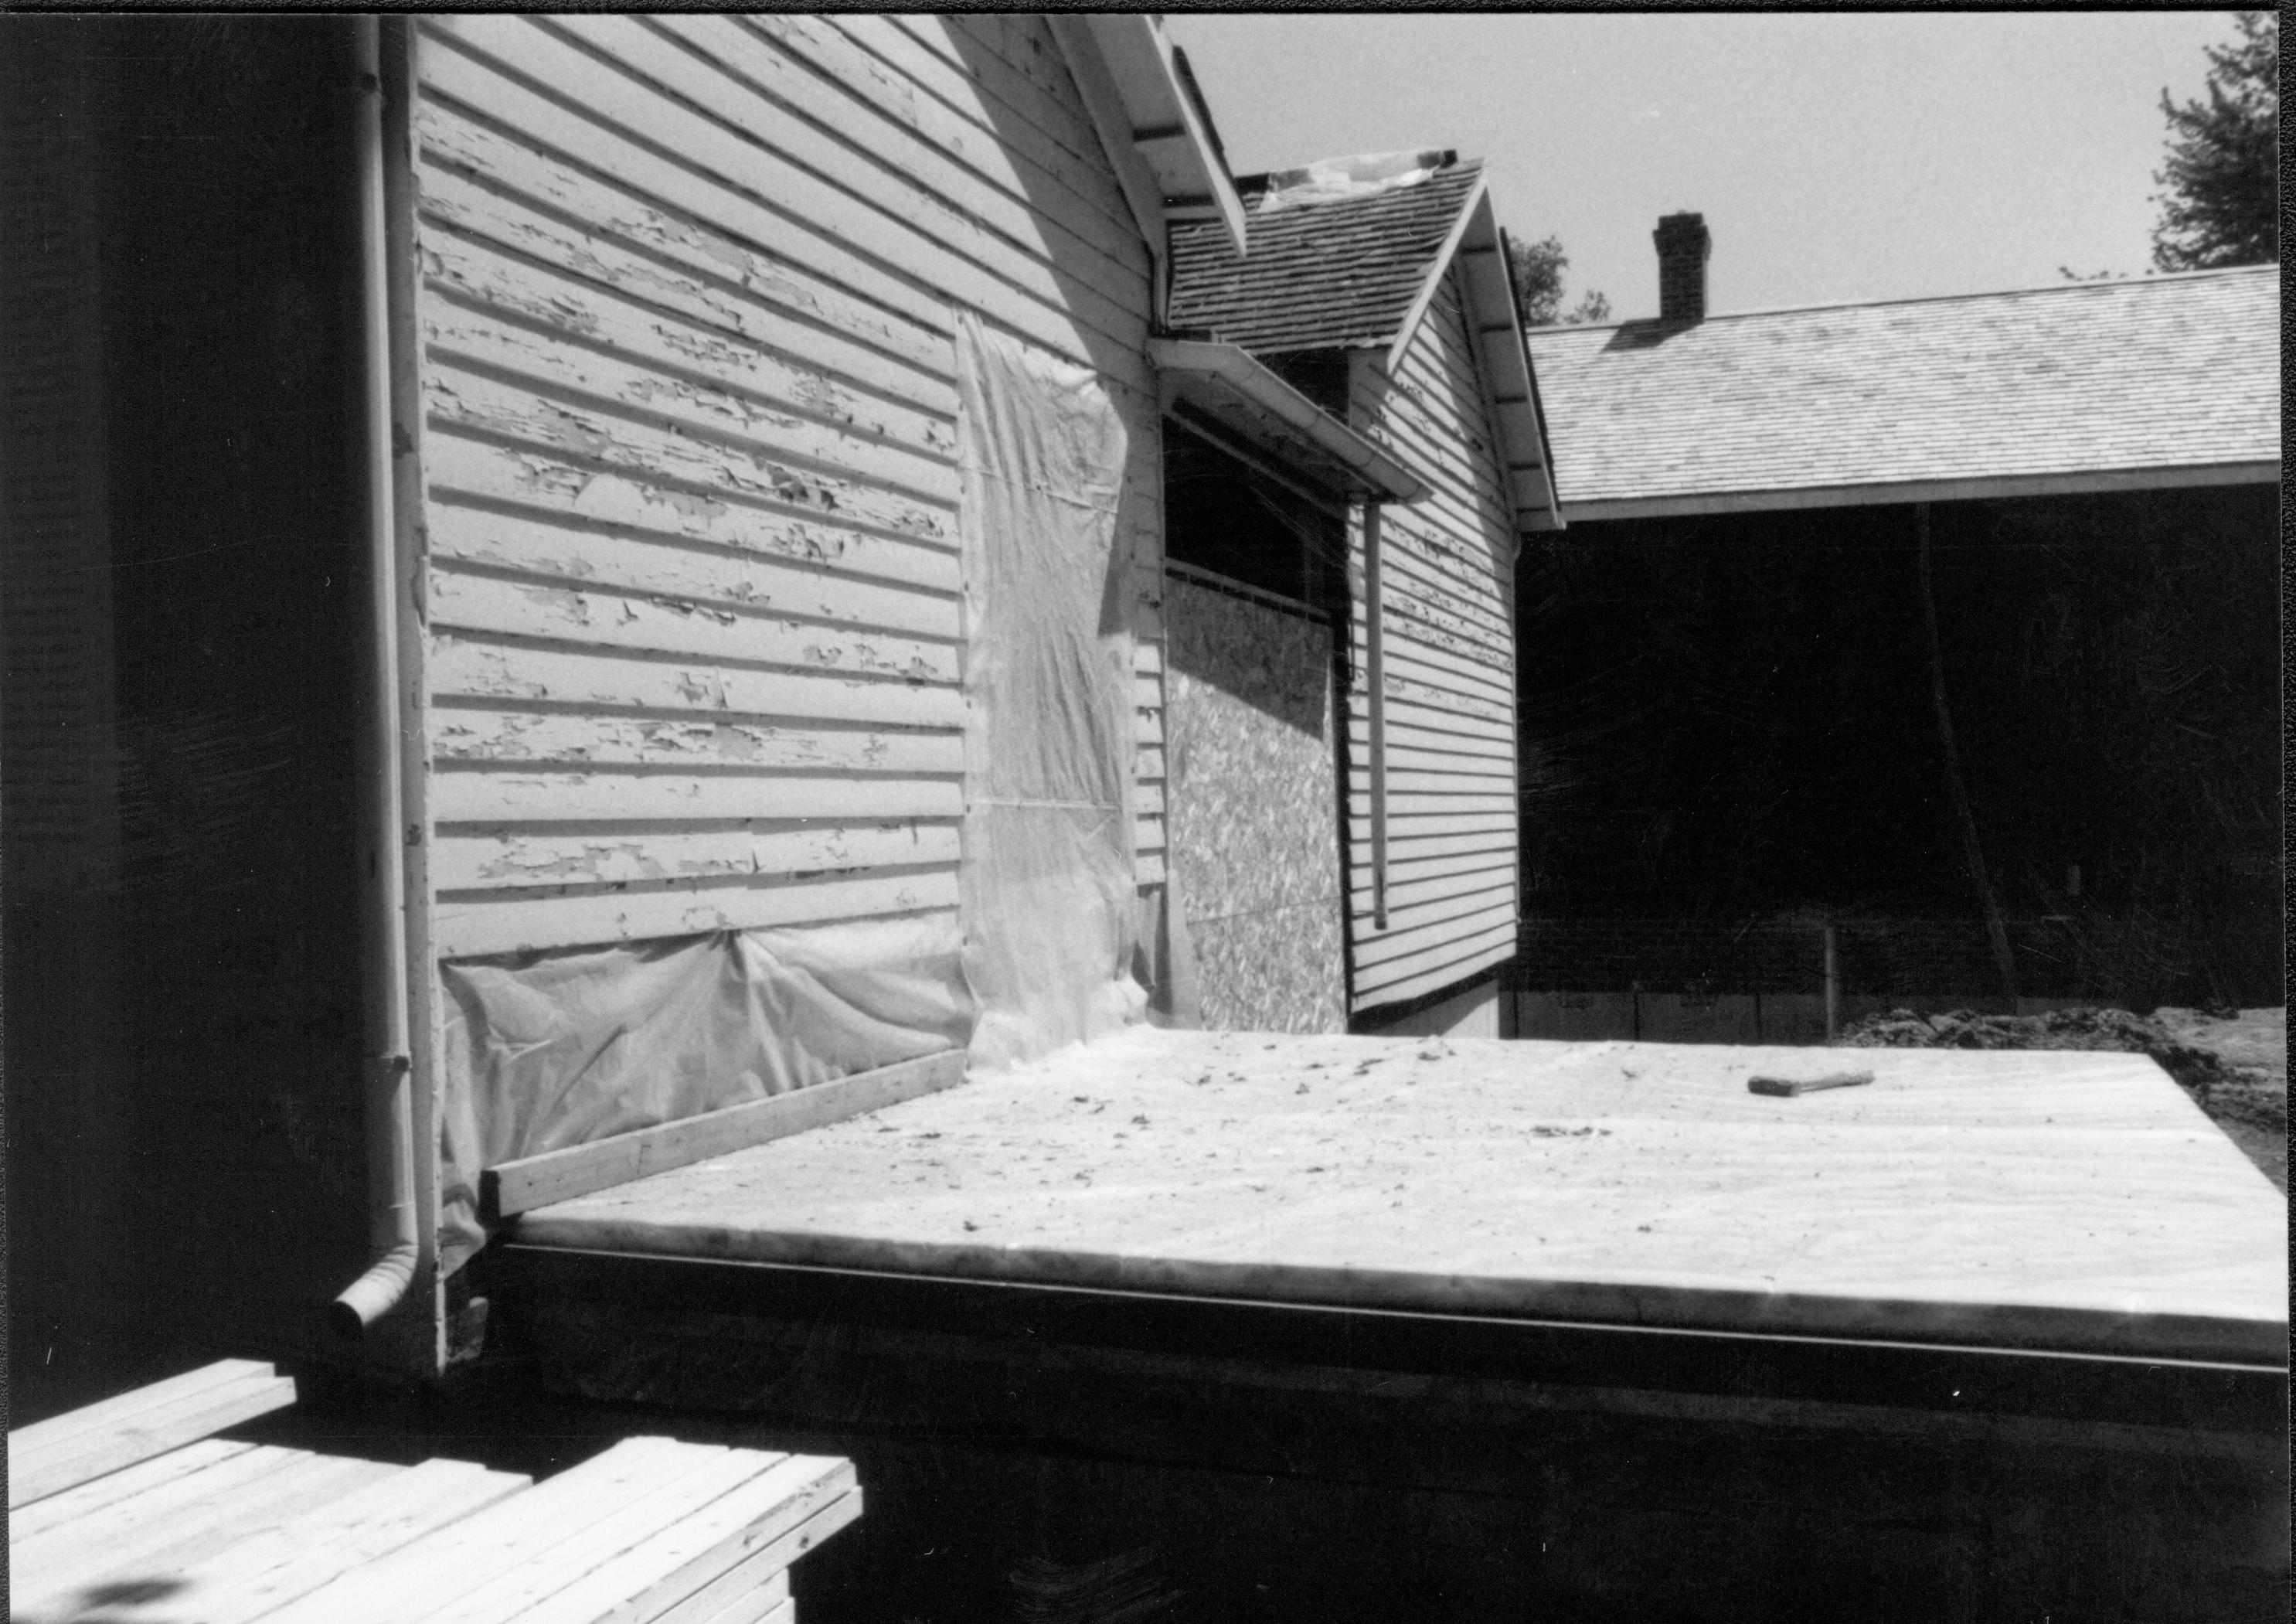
[8,1364,297,1510]
[486,1048,967,1217]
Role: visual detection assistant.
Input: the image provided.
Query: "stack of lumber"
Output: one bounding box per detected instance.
[9,1360,859,1624]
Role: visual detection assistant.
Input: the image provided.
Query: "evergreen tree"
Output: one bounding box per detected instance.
[2151,11,2278,271]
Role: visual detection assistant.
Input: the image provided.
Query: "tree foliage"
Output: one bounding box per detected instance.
[1507,233,1612,327]
[2151,10,2278,271]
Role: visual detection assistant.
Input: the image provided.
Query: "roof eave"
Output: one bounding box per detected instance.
[1062,16,1247,257]
[1441,196,1570,530]
[1552,461,2282,523]
[1151,337,1430,504]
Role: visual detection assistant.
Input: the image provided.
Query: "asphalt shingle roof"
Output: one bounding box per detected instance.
[1167,159,1484,353]
[1525,267,2281,508]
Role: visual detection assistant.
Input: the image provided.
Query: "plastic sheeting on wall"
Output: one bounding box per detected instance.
[954,312,1145,1071]
[434,915,971,1272]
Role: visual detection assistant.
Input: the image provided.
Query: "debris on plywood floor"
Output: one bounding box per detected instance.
[1839,1004,2287,1191]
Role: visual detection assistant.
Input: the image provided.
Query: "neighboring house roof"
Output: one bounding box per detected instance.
[1165,153,1563,531]
[1526,265,2281,519]
[1167,158,1485,352]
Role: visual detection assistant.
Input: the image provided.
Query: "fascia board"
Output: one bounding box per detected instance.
[1381,174,1488,375]
[1152,337,1430,502]
[1078,15,1247,254]
[1553,461,2282,523]
[1046,15,1168,260]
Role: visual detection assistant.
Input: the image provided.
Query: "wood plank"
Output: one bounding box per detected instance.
[432,864,961,958]
[420,209,958,457]
[257,1438,700,1624]
[674,1569,792,1624]
[426,362,953,543]
[1355,925,1521,1007]
[423,19,1153,387]
[13,1452,395,1616]
[427,768,963,827]
[556,14,1149,337]
[432,819,962,891]
[415,100,956,393]
[641,1489,859,1624]
[488,1048,967,1217]
[1346,859,1516,918]
[430,708,961,775]
[664,15,1146,280]
[427,567,960,686]
[743,12,1138,252]
[6,1438,259,1547]
[422,435,961,595]
[492,1455,855,1624]
[427,636,964,731]
[158,1458,533,1624]
[8,1370,297,1509]
[12,1445,318,1570]
[6,1358,271,1466]
[425,502,961,641]
[427,1445,784,1624]
[850,15,1133,226]
[1352,897,1518,972]
[422,289,958,502]
[417,26,958,363]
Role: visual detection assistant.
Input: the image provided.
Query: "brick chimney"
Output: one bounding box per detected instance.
[1653,213,1710,323]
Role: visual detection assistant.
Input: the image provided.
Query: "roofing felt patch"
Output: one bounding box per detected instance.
[1526,266,2281,508]
[1168,160,1485,354]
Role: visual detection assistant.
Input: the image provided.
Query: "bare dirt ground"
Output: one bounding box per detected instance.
[1841,1005,2287,1192]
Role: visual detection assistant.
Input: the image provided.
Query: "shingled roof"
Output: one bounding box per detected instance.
[1526,266,2281,518]
[1166,157,1486,353]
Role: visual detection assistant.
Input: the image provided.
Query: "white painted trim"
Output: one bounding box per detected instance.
[1072,15,1247,255]
[1045,15,1165,290]
[1152,337,1429,502]
[1553,461,2281,523]
[1383,174,1488,376]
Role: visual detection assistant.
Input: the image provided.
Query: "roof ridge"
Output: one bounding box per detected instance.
[1526,262,2277,336]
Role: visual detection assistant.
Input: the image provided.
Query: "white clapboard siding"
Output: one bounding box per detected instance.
[1347,267,1521,1013]
[410,15,1161,959]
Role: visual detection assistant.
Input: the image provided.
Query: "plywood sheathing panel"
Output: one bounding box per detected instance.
[516,1026,2288,1364]
[1165,575,1345,1033]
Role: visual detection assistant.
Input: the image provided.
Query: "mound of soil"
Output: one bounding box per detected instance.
[1839,1005,2287,1190]
[1839,1006,2230,1090]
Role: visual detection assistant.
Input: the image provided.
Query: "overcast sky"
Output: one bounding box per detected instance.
[1162,11,2243,321]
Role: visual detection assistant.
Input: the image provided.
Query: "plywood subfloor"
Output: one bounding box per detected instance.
[515,1028,2288,1365]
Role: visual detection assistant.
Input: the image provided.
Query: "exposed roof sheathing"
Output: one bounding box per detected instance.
[1167,159,1486,353]
[1526,266,2281,515]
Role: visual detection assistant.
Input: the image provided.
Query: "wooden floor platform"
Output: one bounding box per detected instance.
[9,1360,859,1624]
[512,1027,2287,1367]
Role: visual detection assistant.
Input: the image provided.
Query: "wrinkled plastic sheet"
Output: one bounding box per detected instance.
[1257,148,1450,213]
[954,311,1145,1071]
[430,315,1146,1268]
[436,916,971,1272]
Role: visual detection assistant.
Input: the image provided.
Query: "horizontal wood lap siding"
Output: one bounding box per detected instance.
[1347,268,1521,1011]
[410,15,1158,958]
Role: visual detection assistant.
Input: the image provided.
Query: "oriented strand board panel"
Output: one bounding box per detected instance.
[1345,267,1521,1013]
[1164,574,1345,1033]
[516,1026,2288,1364]
[408,15,1162,959]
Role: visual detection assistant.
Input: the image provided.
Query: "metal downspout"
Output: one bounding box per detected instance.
[332,13,418,1338]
